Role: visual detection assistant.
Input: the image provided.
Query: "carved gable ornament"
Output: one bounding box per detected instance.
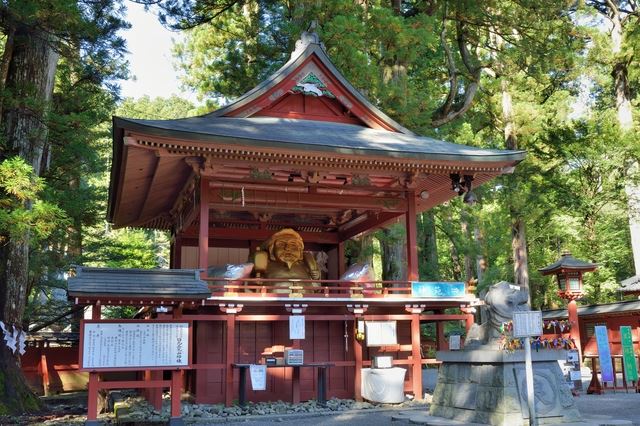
[291,72,335,98]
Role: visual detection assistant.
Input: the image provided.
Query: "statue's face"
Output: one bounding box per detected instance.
[273,236,303,268]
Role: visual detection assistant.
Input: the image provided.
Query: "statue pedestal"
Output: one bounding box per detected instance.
[429,350,581,425]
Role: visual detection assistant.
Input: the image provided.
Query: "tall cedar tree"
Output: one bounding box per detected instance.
[0,0,127,414]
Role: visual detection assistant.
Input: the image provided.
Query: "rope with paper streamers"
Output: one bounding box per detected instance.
[544,319,571,332]
[0,321,27,355]
[499,320,576,353]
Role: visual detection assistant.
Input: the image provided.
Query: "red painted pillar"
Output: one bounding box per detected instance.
[568,300,582,363]
[405,191,419,281]
[436,320,448,351]
[411,313,423,400]
[225,313,236,407]
[87,372,99,423]
[171,370,182,420]
[40,353,50,397]
[353,317,363,402]
[338,241,346,276]
[199,177,210,278]
[171,235,183,269]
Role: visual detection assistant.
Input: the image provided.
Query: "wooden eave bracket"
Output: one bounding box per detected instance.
[219,303,244,314]
[405,304,426,314]
[284,304,309,314]
[347,304,369,315]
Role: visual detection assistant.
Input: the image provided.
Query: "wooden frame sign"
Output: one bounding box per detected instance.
[80,320,192,371]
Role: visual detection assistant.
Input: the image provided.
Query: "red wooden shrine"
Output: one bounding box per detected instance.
[73,31,525,418]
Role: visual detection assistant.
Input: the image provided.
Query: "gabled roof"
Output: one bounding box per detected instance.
[67,267,210,300]
[207,31,413,134]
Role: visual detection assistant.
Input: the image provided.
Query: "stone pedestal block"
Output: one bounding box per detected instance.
[429,350,581,425]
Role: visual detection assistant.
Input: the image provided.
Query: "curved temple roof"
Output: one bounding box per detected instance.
[108,31,526,231]
[114,116,525,163]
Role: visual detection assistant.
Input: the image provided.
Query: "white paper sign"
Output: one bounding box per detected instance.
[250,364,267,390]
[82,322,189,369]
[289,315,305,340]
[449,335,461,350]
[365,321,397,346]
[512,311,543,337]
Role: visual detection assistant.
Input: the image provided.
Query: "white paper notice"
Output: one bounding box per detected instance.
[289,315,305,340]
[365,321,397,346]
[449,335,461,350]
[82,322,189,369]
[250,364,267,391]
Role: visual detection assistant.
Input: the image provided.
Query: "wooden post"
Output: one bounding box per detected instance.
[40,353,50,397]
[225,313,236,406]
[338,241,346,276]
[91,302,101,320]
[411,313,423,400]
[199,177,210,278]
[292,366,301,404]
[86,372,99,425]
[170,370,182,421]
[436,317,448,351]
[406,191,419,281]
[171,235,183,269]
[353,317,363,402]
[568,300,582,363]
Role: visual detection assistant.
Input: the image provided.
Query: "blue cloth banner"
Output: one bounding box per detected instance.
[594,325,614,382]
[410,282,465,298]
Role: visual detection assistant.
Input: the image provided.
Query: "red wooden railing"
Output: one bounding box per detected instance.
[203,277,429,298]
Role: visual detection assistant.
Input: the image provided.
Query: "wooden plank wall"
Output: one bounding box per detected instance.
[195,320,355,404]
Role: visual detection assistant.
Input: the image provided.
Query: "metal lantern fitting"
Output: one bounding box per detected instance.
[538,251,597,300]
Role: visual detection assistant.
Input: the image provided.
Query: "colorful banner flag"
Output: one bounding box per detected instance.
[595,325,614,382]
[620,326,638,382]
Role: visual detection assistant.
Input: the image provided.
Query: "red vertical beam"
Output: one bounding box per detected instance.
[568,300,582,363]
[171,371,182,419]
[353,317,363,402]
[171,304,183,419]
[225,314,236,407]
[199,177,210,278]
[91,302,101,320]
[40,353,50,397]
[171,235,183,269]
[436,316,448,351]
[411,313,423,400]
[406,191,419,281]
[87,372,99,423]
[338,242,346,276]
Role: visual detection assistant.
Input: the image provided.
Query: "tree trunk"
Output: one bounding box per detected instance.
[0,25,58,414]
[421,211,439,280]
[380,225,406,281]
[607,6,640,275]
[502,78,530,298]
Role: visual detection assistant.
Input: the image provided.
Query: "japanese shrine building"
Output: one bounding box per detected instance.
[78,31,525,406]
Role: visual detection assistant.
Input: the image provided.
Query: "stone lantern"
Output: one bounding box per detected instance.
[539,251,597,381]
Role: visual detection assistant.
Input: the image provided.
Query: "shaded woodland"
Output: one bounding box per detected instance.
[0,0,639,414]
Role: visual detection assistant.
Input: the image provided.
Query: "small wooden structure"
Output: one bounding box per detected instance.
[73,31,525,418]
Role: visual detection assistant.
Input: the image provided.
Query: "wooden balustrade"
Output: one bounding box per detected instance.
[203,277,419,298]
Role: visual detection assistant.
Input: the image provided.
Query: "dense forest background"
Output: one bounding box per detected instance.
[0,0,639,413]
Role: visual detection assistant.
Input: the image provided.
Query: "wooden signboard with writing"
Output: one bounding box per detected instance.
[80,320,192,371]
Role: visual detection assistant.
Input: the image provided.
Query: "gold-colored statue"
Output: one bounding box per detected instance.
[254,228,320,281]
